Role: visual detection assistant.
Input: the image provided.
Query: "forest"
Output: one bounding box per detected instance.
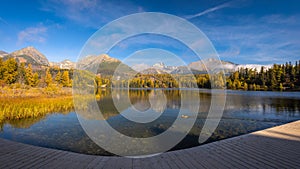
[0,58,73,96]
[109,61,300,91]
[227,61,300,91]
[0,57,300,95]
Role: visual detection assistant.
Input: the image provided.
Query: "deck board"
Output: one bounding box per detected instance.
[0,120,299,168]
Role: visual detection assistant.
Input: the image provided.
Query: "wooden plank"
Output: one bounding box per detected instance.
[217,138,284,168]
[226,136,300,167]
[38,151,72,169]
[0,145,44,168]
[0,120,299,168]
[25,149,69,169]
[86,156,110,169]
[198,143,251,169]
[173,150,205,169]
[9,147,58,169]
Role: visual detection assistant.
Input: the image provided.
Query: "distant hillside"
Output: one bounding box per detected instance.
[4,46,49,66]
[140,67,168,74]
[50,59,75,69]
[129,59,272,76]
[77,54,136,76]
[131,59,238,75]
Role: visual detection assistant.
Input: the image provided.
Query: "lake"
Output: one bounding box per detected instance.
[0,89,300,156]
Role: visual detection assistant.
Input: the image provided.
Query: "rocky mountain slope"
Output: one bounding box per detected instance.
[5,46,49,66]
[50,59,75,69]
[0,51,8,58]
[77,54,135,75]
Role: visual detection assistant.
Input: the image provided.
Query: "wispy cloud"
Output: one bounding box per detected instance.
[186,0,236,19]
[200,14,300,64]
[0,17,9,25]
[218,46,240,58]
[17,25,47,45]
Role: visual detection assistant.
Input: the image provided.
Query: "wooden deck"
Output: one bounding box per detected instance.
[0,120,300,169]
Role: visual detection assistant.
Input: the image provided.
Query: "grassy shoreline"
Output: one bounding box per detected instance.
[0,87,74,124]
[0,86,72,98]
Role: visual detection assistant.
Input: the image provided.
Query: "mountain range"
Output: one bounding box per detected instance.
[1,46,272,74]
[1,47,75,69]
[131,59,272,75]
[49,59,76,69]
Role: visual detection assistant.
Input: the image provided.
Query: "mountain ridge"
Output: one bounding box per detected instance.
[2,46,272,73]
[49,59,75,69]
[4,46,49,66]
[0,50,8,58]
[132,59,272,75]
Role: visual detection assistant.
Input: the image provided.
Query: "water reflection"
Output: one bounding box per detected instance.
[0,116,47,132]
[0,89,299,155]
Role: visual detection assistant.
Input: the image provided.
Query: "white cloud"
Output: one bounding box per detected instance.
[17,25,47,44]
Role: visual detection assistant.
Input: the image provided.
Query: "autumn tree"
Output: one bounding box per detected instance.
[32,72,39,87]
[0,58,3,80]
[244,82,248,91]
[17,62,26,84]
[55,71,61,84]
[25,64,35,86]
[45,68,53,86]
[61,71,70,87]
[3,58,18,84]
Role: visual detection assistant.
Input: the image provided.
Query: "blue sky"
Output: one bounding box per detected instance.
[0,0,299,65]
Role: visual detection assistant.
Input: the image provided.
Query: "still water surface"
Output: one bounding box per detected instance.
[0,89,299,155]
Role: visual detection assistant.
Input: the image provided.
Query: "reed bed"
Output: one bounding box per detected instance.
[0,96,74,123]
[0,87,72,98]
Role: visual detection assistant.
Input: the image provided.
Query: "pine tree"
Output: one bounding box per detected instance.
[253,83,257,91]
[226,79,233,89]
[0,58,3,80]
[55,71,61,84]
[235,80,241,89]
[3,58,18,84]
[291,65,296,82]
[25,64,34,86]
[279,83,284,91]
[244,82,248,91]
[61,71,70,87]
[17,62,26,84]
[45,68,53,86]
[33,73,39,87]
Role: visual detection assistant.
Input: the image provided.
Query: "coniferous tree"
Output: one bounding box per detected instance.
[244,82,248,91]
[3,58,18,84]
[0,58,4,80]
[25,64,34,86]
[32,72,39,87]
[55,71,61,84]
[45,68,53,86]
[61,71,70,87]
[17,62,26,84]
